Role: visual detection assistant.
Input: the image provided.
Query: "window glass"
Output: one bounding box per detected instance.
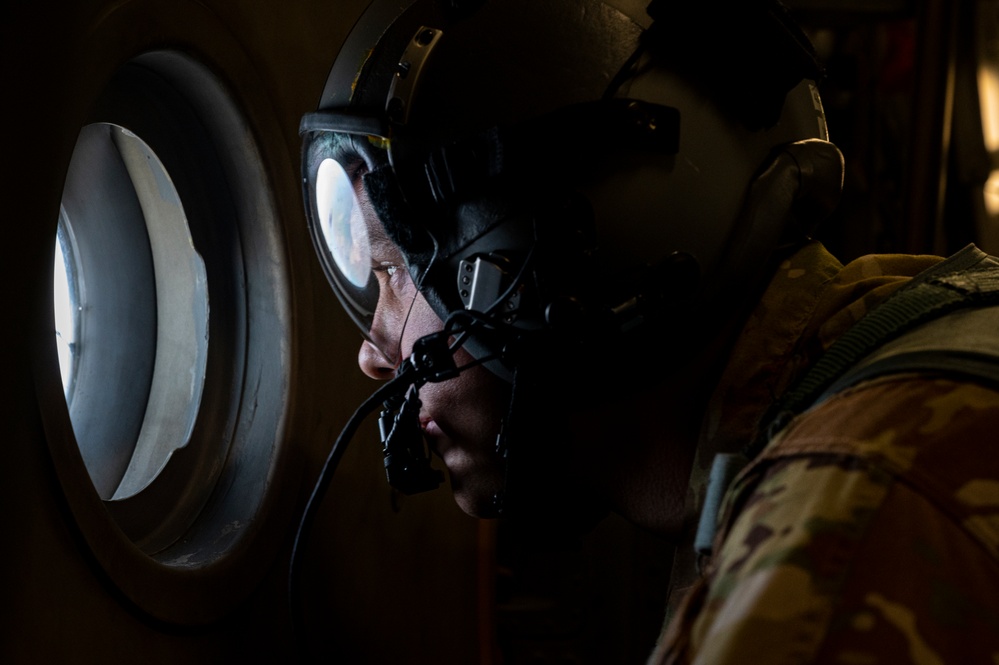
[54,210,80,399]
[45,51,292,623]
[58,122,209,503]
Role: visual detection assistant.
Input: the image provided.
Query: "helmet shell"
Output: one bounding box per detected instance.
[309,0,838,379]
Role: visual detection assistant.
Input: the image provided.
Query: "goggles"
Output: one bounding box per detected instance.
[300,114,408,354]
[300,100,681,358]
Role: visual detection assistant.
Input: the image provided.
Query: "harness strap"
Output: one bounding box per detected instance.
[748,244,999,459]
[819,304,999,401]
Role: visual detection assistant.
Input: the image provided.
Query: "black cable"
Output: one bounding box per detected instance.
[287,369,418,655]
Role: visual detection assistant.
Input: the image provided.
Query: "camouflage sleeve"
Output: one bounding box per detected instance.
[650,377,999,664]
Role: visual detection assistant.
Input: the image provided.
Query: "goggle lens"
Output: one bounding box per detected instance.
[315,157,371,289]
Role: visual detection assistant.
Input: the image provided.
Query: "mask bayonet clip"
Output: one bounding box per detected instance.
[379,385,444,495]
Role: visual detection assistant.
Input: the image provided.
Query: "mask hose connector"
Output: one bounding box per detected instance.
[380,386,444,495]
[377,331,457,495]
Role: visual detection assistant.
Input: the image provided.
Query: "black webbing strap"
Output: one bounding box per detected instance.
[746,244,999,459]
[818,305,999,402]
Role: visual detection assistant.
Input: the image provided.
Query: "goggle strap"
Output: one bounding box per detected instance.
[299,111,389,138]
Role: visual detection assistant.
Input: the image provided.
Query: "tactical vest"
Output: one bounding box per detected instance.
[695,243,999,558]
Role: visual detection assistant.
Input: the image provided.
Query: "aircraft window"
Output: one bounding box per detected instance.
[46,51,292,624]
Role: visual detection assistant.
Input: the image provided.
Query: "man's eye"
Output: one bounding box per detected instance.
[374,263,399,276]
[344,158,369,181]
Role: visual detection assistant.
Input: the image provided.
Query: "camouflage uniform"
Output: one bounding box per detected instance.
[649,241,999,663]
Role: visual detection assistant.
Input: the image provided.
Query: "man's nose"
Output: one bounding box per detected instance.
[357,339,398,380]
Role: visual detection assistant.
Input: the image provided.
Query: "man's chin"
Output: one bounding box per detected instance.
[447,472,505,519]
[438,448,505,518]
[451,477,499,519]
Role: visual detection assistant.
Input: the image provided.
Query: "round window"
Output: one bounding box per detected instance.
[46,51,292,624]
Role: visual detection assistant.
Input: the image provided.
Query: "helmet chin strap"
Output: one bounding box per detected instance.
[487,328,612,547]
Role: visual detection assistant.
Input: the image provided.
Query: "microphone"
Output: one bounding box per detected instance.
[377,331,457,494]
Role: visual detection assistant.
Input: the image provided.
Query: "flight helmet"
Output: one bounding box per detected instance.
[300,0,844,511]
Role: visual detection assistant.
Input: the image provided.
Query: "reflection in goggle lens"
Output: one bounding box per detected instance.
[316,157,370,288]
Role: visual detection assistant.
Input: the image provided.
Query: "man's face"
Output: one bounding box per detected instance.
[351,177,511,518]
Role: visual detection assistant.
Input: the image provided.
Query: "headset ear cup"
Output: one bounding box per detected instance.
[737,138,845,254]
[706,138,844,324]
[783,138,846,241]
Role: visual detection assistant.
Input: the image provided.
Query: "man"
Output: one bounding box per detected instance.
[299,0,999,661]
